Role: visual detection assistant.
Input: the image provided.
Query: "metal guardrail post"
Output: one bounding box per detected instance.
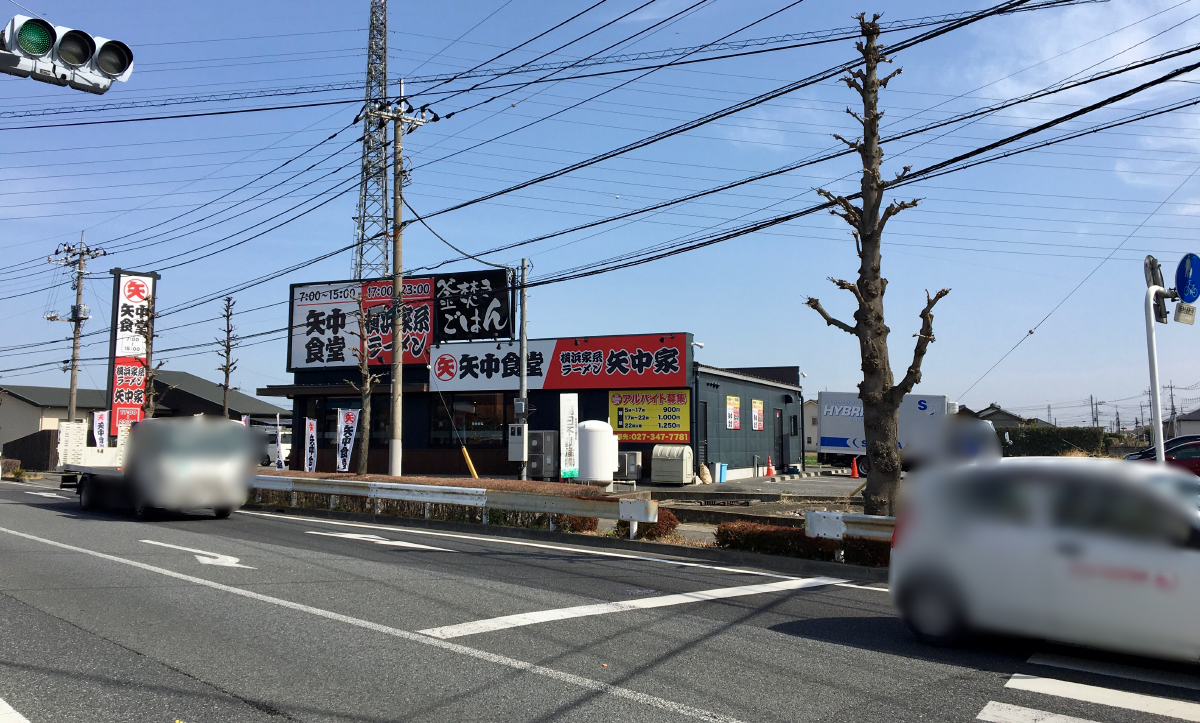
[629,520,638,539]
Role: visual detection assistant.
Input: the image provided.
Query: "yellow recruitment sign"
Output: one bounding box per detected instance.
[609,389,690,443]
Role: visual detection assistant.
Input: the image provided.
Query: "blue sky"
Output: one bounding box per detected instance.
[3,0,1200,428]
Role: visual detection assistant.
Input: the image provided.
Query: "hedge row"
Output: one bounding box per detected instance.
[615,508,679,541]
[714,520,890,567]
[996,425,1106,457]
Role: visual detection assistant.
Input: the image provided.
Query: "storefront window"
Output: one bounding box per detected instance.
[431,393,507,447]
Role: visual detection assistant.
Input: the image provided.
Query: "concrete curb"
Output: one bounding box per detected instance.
[240,503,889,583]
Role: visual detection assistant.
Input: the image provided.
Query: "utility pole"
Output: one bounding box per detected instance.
[1169,382,1177,439]
[47,233,105,423]
[1089,395,1095,427]
[519,258,529,481]
[361,80,431,477]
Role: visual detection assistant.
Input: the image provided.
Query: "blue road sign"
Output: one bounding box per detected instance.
[1177,253,1200,304]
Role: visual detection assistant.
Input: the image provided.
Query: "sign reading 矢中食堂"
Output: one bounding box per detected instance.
[428,333,690,392]
[106,270,158,431]
[288,270,513,371]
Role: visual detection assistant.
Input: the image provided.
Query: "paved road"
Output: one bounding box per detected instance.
[2,480,1199,722]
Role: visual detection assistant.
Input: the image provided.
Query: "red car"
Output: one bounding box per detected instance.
[1144,440,1200,476]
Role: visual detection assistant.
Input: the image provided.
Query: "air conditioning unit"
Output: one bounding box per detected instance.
[529,430,559,478]
[615,451,642,480]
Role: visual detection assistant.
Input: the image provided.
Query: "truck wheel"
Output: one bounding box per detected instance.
[79,476,97,511]
[133,498,155,521]
[213,507,233,519]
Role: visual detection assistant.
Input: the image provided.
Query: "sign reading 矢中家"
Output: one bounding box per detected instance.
[608,389,690,443]
[335,409,360,472]
[429,333,690,391]
[92,411,108,448]
[106,269,158,432]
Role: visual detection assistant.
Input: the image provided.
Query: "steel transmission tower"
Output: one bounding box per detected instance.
[353,0,390,279]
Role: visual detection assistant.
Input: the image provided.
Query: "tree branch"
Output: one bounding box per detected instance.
[816,188,862,228]
[893,288,951,398]
[829,276,864,305]
[877,197,920,233]
[805,296,857,335]
[832,132,861,151]
[879,67,902,88]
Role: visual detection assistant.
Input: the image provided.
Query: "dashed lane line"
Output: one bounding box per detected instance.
[418,576,844,639]
[0,695,31,723]
[1029,653,1200,692]
[305,531,455,552]
[977,700,1100,723]
[22,491,65,499]
[1006,674,1200,722]
[0,525,745,723]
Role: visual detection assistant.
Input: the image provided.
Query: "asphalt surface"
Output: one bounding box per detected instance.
[2,479,1199,722]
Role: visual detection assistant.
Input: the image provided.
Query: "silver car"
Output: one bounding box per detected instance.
[890,457,1200,661]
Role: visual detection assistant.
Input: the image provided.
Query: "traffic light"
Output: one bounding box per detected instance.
[0,15,133,94]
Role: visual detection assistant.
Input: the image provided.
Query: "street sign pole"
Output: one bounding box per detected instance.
[1145,283,1169,464]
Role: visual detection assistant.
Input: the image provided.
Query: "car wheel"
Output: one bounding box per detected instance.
[133,497,156,521]
[213,507,233,519]
[900,578,966,646]
[79,476,97,511]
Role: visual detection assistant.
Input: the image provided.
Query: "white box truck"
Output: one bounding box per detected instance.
[816,391,947,467]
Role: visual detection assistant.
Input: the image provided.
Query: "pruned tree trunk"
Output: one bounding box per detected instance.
[805,13,950,516]
[138,296,175,420]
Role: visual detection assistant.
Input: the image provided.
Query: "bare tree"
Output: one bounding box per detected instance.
[215,296,239,419]
[805,13,950,516]
[346,293,383,475]
[137,296,176,420]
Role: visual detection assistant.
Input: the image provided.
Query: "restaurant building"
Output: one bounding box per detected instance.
[257,275,803,479]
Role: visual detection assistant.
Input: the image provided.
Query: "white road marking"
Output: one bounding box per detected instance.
[241,510,887,586]
[1028,653,1200,692]
[0,695,31,723]
[977,700,1099,723]
[834,582,888,592]
[1007,674,1200,721]
[305,531,454,552]
[23,491,65,499]
[0,525,744,723]
[140,540,255,569]
[418,576,843,639]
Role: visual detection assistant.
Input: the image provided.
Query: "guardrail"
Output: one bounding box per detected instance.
[803,510,895,541]
[252,475,658,537]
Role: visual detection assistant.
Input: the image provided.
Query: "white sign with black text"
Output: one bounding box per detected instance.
[335,409,360,472]
[304,417,318,472]
[92,411,108,448]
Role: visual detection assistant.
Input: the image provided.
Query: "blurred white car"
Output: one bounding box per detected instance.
[890,457,1200,661]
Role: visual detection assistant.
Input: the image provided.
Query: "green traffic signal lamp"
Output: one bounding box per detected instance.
[15,16,53,56]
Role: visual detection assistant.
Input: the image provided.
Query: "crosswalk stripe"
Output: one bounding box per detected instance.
[977,700,1100,723]
[1028,653,1200,692]
[1007,674,1200,722]
[417,576,843,639]
[0,696,31,723]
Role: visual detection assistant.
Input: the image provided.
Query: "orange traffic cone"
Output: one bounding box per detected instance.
[850,457,859,478]
[765,456,775,476]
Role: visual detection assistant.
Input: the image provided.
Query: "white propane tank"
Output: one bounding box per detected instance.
[578,420,618,482]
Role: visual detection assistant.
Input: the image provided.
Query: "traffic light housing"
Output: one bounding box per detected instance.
[0,15,133,94]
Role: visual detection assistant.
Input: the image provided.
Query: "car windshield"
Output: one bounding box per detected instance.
[1148,474,1200,511]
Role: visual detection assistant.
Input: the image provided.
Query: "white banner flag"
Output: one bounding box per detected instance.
[560,393,579,479]
[241,415,249,427]
[274,413,285,469]
[304,417,318,472]
[335,409,360,472]
[92,411,109,448]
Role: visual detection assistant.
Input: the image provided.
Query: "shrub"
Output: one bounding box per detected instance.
[714,520,840,561]
[615,508,679,541]
[998,426,1104,457]
[842,538,891,568]
[554,515,599,533]
[10,467,26,480]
